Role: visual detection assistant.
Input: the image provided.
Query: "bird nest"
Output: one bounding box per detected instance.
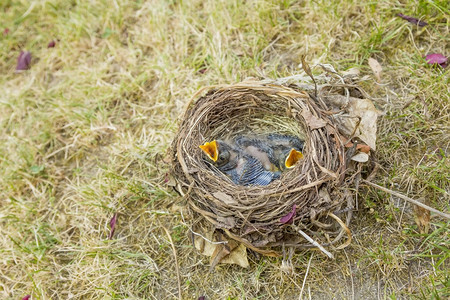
[169,77,374,258]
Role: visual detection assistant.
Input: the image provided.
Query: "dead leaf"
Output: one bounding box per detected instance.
[280,204,296,224]
[368,58,382,82]
[210,239,239,270]
[414,204,430,234]
[108,213,118,239]
[213,191,238,205]
[342,67,360,77]
[194,231,249,269]
[327,95,380,150]
[301,109,327,129]
[16,51,32,72]
[344,141,371,153]
[397,13,428,27]
[351,152,369,163]
[425,53,447,68]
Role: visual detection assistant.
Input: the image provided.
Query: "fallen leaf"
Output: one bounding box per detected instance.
[280,204,296,224]
[3,28,9,36]
[397,13,428,27]
[414,204,430,234]
[16,51,32,72]
[210,239,239,271]
[368,58,382,82]
[301,55,314,79]
[327,95,381,150]
[425,53,447,68]
[22,296,31,300]
[342,67,360,78]
[301,109,327,129]
[344,141,371,153]
[108,213,118,239]
[213,191,238,205]
[48,40,56,48]
[194,231,249,268]
[351,152,369,163]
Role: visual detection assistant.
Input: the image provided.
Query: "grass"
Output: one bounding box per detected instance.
[1,0,449,299]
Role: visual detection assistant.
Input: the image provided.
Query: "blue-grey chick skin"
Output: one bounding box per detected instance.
[207,140,280,186]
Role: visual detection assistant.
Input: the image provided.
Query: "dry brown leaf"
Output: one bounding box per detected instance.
[414,204,430,234]
[193,231,249,269]
[344,141,371,153]
[213,191,238,205]
[347,98,380,150]
[301,109,327,130]
[326,96,380,150]
[210,239,238,270]
[368,58,382,82]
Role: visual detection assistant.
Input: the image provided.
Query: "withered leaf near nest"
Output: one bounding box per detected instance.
[301,109,327,129]
[368,58,382,82]
[414,204,430,234]
[193,231,249,269]
[280,204,296,224]
[326,95,381,150]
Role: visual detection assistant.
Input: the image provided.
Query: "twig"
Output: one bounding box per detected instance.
[161,226,182,300]
[299,253,314,300]
[296,227,334,259]
[362,179,450,219]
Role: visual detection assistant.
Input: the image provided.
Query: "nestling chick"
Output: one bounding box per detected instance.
[199,140,280,186]
[235,134,304,171]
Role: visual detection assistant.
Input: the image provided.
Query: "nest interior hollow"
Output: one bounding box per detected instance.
[171,82,356,254]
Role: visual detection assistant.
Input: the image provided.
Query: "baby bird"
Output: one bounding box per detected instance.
[199,140,280,186]
[235,134,304,171]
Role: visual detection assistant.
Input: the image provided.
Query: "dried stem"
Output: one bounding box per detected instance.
[362,179,450,219]
[161,225,182,300]
[295,226,334,259]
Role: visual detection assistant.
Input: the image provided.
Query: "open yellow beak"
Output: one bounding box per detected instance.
[285,148,303,168]
[199,140,219,162]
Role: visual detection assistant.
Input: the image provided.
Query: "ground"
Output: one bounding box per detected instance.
[0,0,449,299]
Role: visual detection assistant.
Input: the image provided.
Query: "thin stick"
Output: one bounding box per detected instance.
[296,227,334,259]
[362,179,450,219]
[299,253,314,300]
[162,226,182,300]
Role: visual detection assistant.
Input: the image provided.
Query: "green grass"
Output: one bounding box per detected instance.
[1,0,449,299]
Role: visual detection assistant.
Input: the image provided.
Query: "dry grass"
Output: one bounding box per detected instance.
[0,0,448,299]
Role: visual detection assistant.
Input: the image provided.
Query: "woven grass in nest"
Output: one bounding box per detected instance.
[170,81,364,257]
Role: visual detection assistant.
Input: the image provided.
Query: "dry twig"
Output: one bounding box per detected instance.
[362,179,450,219]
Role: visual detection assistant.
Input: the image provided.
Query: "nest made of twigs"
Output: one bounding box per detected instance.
[170,80,360,256]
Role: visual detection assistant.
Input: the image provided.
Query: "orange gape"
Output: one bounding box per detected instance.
[285,148,303,168]
[199,140,219,162]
